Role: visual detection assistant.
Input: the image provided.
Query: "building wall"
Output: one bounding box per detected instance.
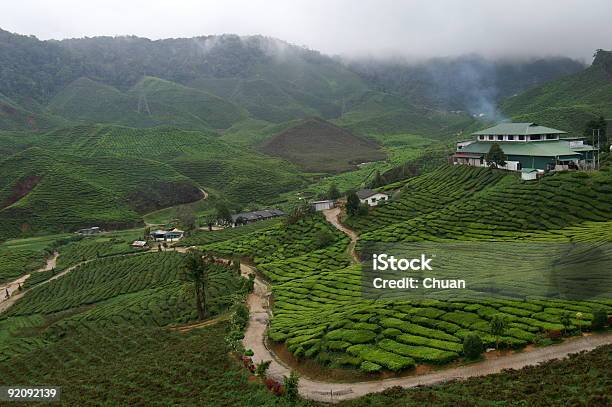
[507,155,552,169]
[314,201,334,211]
[361,194,388,206]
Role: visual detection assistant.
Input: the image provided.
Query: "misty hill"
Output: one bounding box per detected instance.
[0,29,366,130]
[347,55,585,117]
[0,27,590,136]
[335,91,478,138]
[259,117,386,173]
[46,76,246,130]
[500,49,612,134]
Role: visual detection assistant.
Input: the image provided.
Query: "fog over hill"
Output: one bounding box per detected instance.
[0,27,592,132]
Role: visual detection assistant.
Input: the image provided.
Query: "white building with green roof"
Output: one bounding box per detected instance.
[453,123,597,172]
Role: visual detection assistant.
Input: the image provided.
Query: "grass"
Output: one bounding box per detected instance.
[0,323,300,406]
[0,232,73,284]
[0,146,203,240]
[331,344,612,407]
[351,165,612,241]
[0,124,308,240]
[197,164,612,374]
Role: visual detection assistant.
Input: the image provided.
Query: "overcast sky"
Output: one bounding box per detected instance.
[1,0,611,61]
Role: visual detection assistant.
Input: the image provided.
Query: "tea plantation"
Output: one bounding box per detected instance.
[199,164,612,374]
[0,323,304,407]
[0,251,251,362]
[355,166,612,243]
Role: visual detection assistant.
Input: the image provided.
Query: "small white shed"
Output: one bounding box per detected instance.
[521,168,539,181]
[312,200,335,211]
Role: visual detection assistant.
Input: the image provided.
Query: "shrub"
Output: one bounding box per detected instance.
[360,360,382,373]
[347,344,415,371]
[591,309,608,331]
[255,360,271,379]
[463,334,483,359]
[284,371,300,401]
[315,229,335,249]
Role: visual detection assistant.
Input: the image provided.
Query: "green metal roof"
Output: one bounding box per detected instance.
[460,140,595,157]
[473,122,566,136]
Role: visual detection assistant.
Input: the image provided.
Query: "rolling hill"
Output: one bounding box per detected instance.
[335,91,479,140]
[501,49,612,135]
[259,118,386,173]
[0,27,593,137]
[0,147,203,240]
[46,76,247,130]
[0,124,306,240]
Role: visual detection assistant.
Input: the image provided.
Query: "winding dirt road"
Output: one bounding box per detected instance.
[240,207,612,402]
[0,252,59,311]
[241,253,612,402]
[322,207,359,263]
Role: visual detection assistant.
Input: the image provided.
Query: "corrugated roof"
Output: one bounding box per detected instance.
[460,140,595,157]
[356,189,388,199]
[473,123,566,136]
[231,209,285,222]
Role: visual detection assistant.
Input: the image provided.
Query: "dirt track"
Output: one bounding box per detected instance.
[240,208,612,402]
[322,207,359,263]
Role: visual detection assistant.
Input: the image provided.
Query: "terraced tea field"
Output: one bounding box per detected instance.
[0,250,251,361]
[266,260,611,372]
[355,166,612,242]
[199,164,612,374]
[203,215,347,263]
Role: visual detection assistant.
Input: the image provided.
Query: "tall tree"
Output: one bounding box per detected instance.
[490,314,509,349]
[485,143,507,168]
[184,252,209,320]
[370,170,386,188]
[346,192,361,216]
[327,183,340,200]
[177,205,197,232]
[216,204,233,226]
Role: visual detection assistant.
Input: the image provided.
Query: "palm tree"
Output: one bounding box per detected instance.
[184,252,209,320]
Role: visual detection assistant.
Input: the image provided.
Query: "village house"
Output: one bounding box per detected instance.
[149,228,184,242]
[131,240,148,249]
[76,226,102,235]
[453,123,598,174]
[230,209,285,227]
[357,189,389,206]
[312,200,335,211]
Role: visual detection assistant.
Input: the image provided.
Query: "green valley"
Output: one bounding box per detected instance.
[0,18,610,407]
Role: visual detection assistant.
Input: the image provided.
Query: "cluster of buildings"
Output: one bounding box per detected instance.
[231,209,285,226]
[452,123,598,180]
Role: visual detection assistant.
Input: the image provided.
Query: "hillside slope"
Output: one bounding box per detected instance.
[351,165,612,242]
[259,118,386,173]
[0,125,305,226]
[501,49,612,134]
[0,147,202,239]
[46,77,247,131]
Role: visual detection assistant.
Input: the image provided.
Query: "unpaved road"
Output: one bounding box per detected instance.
[0,252,59,308]
[322,207,359,264]
[241,261,612,402]
[242,211,612,402]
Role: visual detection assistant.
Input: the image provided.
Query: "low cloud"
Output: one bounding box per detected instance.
[1,0,611,61]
